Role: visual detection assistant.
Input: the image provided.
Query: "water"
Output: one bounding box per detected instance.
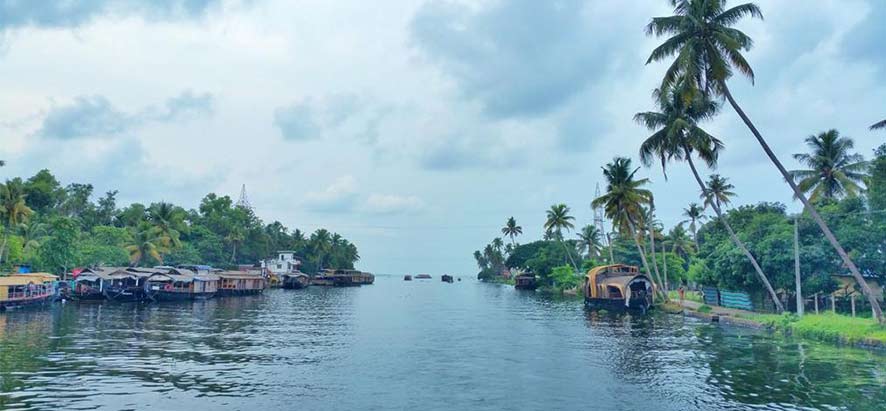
[0,277,884,411]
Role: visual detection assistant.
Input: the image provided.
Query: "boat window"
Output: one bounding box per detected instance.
[607,286,622,299]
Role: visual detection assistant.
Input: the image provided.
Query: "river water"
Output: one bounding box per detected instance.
[0,276,884,411]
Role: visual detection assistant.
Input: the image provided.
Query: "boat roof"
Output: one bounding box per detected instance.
[0,273,58,286]
[217,271,265,280]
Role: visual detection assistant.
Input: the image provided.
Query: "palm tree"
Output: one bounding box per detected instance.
[18,221,47,255]
[681,203,707,248]
[666,224,694,259]
[501,217,522,247]
[702,175,735,209]
[125,223,167,266]
[148,202,186,248]
[0,179,33,263]
[871,119,886,131]
[646,0,880,322]
[591,157,666,301]
[576,225,603,260]
[544,204,578,271]
[491,237,504,254]
[635,80,782,311]
[641,203,667,293]
[226,227,245,263]
[309,229,332,269]
[789,130,868,201]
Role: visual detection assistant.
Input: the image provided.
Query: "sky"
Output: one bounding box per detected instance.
[0,0,883,276]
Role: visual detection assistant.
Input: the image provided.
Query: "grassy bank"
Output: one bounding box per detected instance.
[741,312,886,347]
[666,290,703,303]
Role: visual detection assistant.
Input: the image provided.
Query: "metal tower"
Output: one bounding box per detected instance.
[593,183,605,234]
[236,184,253,210]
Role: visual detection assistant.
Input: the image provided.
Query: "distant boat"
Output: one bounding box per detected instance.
[0,273,57,311]
[441,275,454,283]
[583,264,654,313]
[514,272,538,290]
[415,274,432,280]
[404,275,412,281]
[282,272,310,289]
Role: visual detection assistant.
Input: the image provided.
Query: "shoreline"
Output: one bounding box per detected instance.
[662,302,886,352]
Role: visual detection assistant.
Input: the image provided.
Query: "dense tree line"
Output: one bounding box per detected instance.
[0,169,359,275]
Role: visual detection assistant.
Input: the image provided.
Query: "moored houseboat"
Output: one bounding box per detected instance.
[148,268,219,301]
[217,271,266,296]
[71,268,116,301]
[441,274,454,283]
[0,273,57,311]
[404,275,412,281]
[103,267,157,302]
[514,272,538,290]
[281,272,310,289]
[415,274,432,280]
[583,264,654,313]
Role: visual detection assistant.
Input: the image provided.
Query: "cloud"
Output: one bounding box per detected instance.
[39,95,131,139]
[0,0,225,31]
[410,0,601,119]
[273,94,367,141]
[38,91,214,139]
[362,194,425,215]
[301,175,359,212]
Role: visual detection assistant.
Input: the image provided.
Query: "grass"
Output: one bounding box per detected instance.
[740,312,886,346]
[667,289,703,303]
[697,304,713,313]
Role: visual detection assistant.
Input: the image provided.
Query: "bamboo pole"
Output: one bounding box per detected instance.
[814,293,819,314]
[831,294,836,314]
[794,217,803,316]
[851,294,856,317]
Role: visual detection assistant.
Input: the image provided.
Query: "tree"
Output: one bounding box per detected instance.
[148,202,187,248]
[591,157,666,300]
[789,130,868,201]
[226,227,245,264]
[125,223,168,266]
[501,217,522,247]
[38,217,80,277]
[666,224,694,260]
[646,0,880,322]
[576,225,603,260]
[544,204,579,271]
[702,175,735,210]
[0,179,34,263]
[634,77,781,308]
[23,169,63,213]
[681,203,707,247]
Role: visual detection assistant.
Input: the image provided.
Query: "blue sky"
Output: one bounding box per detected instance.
[0,0,883,276]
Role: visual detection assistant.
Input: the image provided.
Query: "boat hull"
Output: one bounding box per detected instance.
[0,294,53,311]
[104,288,151,302]
[155,291,216,301]
[216,289,263,296]
[71,292,106,302]
[584,297,652,313]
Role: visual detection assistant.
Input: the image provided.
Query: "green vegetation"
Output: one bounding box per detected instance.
[744,313,886,346]
[0,169,358,275]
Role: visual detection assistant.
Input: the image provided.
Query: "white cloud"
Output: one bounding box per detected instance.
[362,194,425,215]
[301,175,359,212]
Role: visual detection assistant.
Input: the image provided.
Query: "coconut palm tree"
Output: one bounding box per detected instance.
[666,224,694,259]
[491,237,504,255]
[501,217,522,247]
[148,202,187,248]
[125,223,167,266]
[18,221,47,255]
[635,80,783,312]
[640,204,668,293]
[591,157,666,301]
[789,130,868,201]
[681,203,706,247]
[544,204,579,271]
[646,0,879,322]
[871,119,886,131]
[0,179,33,263]
[226,227,245,263]
[576,225,603,260]
[702,175,735,209]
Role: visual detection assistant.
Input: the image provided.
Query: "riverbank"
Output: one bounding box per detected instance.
[665,300,886,351]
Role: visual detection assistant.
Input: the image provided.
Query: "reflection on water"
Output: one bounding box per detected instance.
[0,277,884,410]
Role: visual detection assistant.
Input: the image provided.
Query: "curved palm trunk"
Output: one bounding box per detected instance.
[606,231,615,264]
[686,154,785,313]
[722,84,881,322]
[646,219,667,295]
[627,220,667,302]
[690,223,699,250]
[662,241,668,291]
[559,239,579,272]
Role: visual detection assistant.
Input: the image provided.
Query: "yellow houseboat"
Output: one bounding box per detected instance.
[583,264,654,313]
[0,273,57,311]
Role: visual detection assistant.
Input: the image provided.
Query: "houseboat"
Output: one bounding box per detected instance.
[583,264,654,313]
[404,275,412,281]
[312,269,374,287]
[71,268,116,301]
[514,272,538,290]
[217,271,266,296]
[0,273,57,311]
[103,267,157,302]
[262,251,302,288]
[148,268,219,301]
[281,272,310,289]
[415,274,432,280]
[441,274,454,283]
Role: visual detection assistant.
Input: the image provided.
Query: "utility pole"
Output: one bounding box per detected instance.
[794,216,803,316]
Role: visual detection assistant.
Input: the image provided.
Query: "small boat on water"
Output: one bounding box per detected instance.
[514,272,538,290]
[415,274,432,280]
[0,273,57,311]
[312,269,375,287]
[105,267,157,302]
[404,275,412,281]
[281,272,311,289]
[583,264,654,313]
[71,268,114,301]
[441,275,454,283]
